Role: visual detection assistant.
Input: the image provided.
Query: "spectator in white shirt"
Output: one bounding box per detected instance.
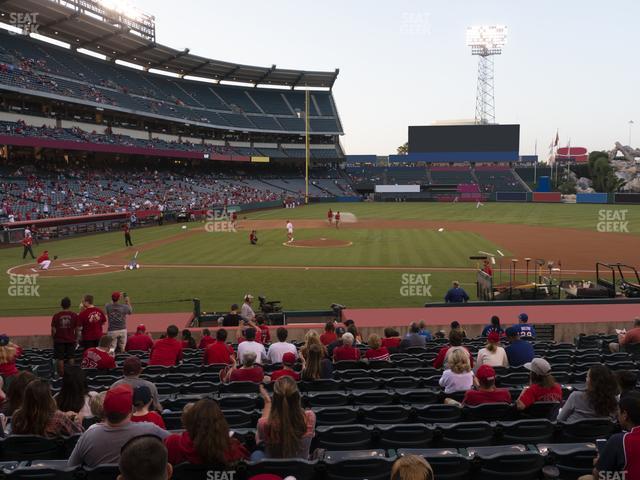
[267,327,297,364]
[237,328,267,365]
[240,294,256,323]
[476,332,509,368]
[439,348,474,394]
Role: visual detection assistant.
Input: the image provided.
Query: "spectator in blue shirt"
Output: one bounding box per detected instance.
[481,316,504,337]
[444,281,469,303]
[417,320,432,340]
[505,326,535,366]
[512,313,536,339]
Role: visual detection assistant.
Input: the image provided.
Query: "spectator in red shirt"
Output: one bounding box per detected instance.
[433,330,474,369]
[333,332,361,362]
[226,351,267,383]
[77,294,107,350]
[255,315,271,345]
[198,329,215,349]
[609,318,640,353]
[51,296,79,376]
[164,399,249,466]
[203,329,235,365]
[461,365,512,406]
[125,324,154,352]
[270,352,301,381]
[81,335,116,370]
[131,386,166,429]
[320,322,337,346]
[381,327,402,351]
[181,329,196,349]
[149,325,183,366]
[516,358,563,411]
[364,334,390,361]
[0,334,22,379]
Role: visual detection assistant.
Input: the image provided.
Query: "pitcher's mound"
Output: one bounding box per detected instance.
[284,238,353,248]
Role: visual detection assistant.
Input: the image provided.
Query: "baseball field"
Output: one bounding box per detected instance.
[1,202,638,316]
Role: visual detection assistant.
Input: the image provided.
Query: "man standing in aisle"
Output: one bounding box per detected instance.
[106,292,132,353]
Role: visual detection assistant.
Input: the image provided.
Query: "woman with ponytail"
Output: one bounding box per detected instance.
[476,332,509,368]
[255,377,316,459]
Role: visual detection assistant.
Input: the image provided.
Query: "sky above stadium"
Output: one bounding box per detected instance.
[135,0,638,157]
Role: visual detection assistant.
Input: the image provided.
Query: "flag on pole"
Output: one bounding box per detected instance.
[554,129,559,147]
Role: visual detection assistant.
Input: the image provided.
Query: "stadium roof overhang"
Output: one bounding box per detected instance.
[0,0,339,89]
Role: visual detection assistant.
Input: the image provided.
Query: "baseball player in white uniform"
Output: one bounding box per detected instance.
[286,220,294,243]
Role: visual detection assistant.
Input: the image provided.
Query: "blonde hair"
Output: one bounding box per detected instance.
[367,333,381,350]
[89,391,106,420]
[0,343,18,364]
[448,348,471,374]
[300,329,325,359]
[391,455,434,480]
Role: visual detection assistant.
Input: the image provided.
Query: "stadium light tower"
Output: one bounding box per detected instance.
[466,25,507,124]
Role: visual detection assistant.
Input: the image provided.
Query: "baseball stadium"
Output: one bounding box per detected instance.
[0,1,639,479]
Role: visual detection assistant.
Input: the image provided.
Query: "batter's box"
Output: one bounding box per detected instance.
[62,260,109,270]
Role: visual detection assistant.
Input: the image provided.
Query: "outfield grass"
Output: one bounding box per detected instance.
[1,202,638,316]
[248,202,640,234]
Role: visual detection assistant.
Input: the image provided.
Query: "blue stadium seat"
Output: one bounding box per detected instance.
[315,425,374,450]
[378,424,435,449]
[322,450,394,480]
[397,448,471,480]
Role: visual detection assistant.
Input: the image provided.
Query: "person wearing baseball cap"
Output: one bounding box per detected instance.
[131,385,166,429]
[462,365,512,406]
[511,312,537,339]
[327,326,347,358]
[67,384,169,468]
[105,291,132,354]
[476,331,509,368]
[269,352,300,382]
[516,358,562,411]
[111,357,162,412]
[124,324,153,352]
[504,326,535,367]
[241,294,256,324]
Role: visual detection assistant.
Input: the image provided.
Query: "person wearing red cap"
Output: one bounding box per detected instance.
[476,332,509,368]
[67,384,169,468]
[270,352,300,381]
[81,335,116,370]
[203,329,235,365]
[77,294,107,350]
[105,292,132,353]
[461,365,512,406]
[149,325,183,366]
[125,324,153,352]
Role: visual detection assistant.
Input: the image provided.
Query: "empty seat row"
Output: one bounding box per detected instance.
[0,443,598,480]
